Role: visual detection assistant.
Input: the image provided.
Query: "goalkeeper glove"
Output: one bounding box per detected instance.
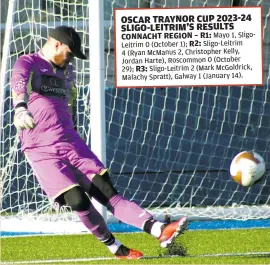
[14,101,36,130]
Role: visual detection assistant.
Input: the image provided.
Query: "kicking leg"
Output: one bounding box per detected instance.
[89,171,188,247]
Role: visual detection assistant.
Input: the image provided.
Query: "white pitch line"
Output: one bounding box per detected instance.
[2,252,270,264]
[1,257,115,264]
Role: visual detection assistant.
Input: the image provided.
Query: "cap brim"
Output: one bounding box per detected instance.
[73,50,87,60]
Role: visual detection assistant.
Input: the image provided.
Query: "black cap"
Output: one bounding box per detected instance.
[49,26,87,60]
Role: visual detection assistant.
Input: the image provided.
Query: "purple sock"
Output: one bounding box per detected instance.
[76,202,112,242]
[108,194,153,229]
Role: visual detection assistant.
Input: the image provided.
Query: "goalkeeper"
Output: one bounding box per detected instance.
[11,26,188,259]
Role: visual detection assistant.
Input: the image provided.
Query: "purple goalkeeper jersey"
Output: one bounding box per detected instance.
[11,51,80,151]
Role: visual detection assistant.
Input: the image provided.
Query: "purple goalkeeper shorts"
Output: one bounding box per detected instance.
[25,138,106,200]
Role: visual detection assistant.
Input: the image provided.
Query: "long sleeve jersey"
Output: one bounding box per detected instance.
[11,51,80,151]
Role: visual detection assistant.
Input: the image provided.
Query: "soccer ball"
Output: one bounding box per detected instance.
[230,151,265,186]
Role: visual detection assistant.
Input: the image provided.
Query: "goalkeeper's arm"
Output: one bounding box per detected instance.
[11,55,36,130]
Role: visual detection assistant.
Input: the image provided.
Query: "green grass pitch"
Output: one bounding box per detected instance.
[1,228,270,264]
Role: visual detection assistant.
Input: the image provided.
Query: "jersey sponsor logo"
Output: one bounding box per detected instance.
[32,74,67,98]
[40,85,66,96]
[40,68,49,72]
[49,77,61,87]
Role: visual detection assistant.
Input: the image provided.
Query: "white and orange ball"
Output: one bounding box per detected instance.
[230,151,265,187]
